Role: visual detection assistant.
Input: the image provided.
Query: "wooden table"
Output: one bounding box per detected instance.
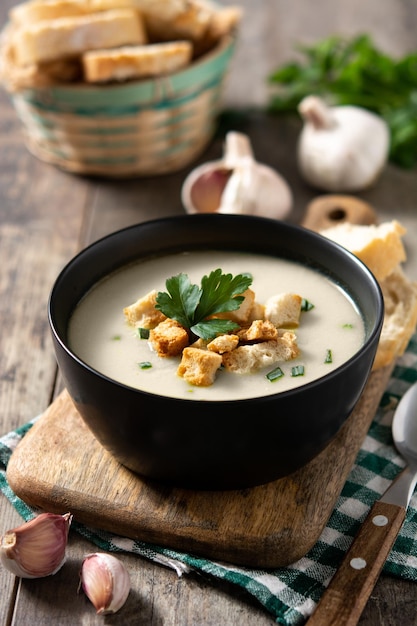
[1,1,416,623]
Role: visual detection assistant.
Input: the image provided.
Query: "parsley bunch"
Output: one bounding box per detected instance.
[155,269,253,340]
[268,34,417,168]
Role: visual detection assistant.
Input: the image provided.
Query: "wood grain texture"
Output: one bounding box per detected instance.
[306,501,407,625]
[7,365,393,568]
[1,0,417,622]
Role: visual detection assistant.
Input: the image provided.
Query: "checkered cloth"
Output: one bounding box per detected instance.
[1,332,417,625]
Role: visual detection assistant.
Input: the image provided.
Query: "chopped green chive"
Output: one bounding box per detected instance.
[112,335,121,341]
[266,366,284,382]
[301,298,314,311]
[291,365,305,377]
[137,327,150,339]
[325,349,333,364]
[342,323,354,329]
[138,361,152,370]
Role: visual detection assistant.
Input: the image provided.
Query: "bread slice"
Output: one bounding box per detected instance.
[320,219,417,369]
[82,40,192,83]
[374,265,417,370]
[10,0,188,26]
[13,8,147,66]
[144,2,212,44]
[143,1,241,56]
[320,220,407,283]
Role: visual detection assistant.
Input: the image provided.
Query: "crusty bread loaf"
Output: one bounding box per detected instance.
[374,265,417,370]
[320,220,406,283]
[13,8,147,66]
[82,40,192,83]
[321,219,417,370]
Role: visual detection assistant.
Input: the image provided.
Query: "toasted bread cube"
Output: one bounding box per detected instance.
[190,337,209,350]
[149,318,189,357]
[237,320,277,343]
[264,293,302,328]
[207,334,239,354]
[213,288,256,324]
[123,289,166,329]
[177,347,222,386]
[222,331,299,374]
[248,301,265,322]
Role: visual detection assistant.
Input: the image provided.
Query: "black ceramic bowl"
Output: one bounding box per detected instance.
[48,214,384,490]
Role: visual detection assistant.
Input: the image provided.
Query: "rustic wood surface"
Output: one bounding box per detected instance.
[1,0,416,624]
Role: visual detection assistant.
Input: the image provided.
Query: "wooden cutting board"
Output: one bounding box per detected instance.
[7,363,393,568]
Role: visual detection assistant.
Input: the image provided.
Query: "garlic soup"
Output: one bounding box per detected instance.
[68,250,365,401]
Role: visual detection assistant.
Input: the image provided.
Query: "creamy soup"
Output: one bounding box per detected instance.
[68,250,365,401]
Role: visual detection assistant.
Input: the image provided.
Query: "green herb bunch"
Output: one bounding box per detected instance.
[155,269,253,341]
[268,34,417,168]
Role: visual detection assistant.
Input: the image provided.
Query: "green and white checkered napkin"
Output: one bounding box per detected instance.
[1,332,417,625]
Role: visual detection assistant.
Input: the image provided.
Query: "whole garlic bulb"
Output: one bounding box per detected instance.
[182,131,293,220]
[297,95,390,192]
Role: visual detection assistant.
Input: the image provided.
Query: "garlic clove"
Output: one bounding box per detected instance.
[181,159,232,214]
[297,95,390,192]
[217,156,257,215]
[0,512,72,578]
[218,158,293,219]
[222,131,254,168]
[181,131,293,219]
[189,166,232,214]
[80,552,130,615]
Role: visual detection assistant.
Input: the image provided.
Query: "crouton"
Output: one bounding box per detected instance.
[207,333,239,354]
[248,301,265,322]
[123,289,166,329]
[222,331,299,374]
[237,319,277,342]
[264,293,302,328]
[149,318,189,357]
[177,347,222,386]
[190,337,209,350]
[213,288,256,324]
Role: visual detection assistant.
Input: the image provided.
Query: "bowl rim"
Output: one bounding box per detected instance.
[48,214,384,403]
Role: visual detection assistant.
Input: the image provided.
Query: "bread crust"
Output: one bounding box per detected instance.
[321,220,407,283]
[373,265,417,370]
[149,318,189,357]
[13,9,147,66]
[10,0,188,25]
[82,40,192,82]
[123,289,166,329]
[321,219,417,369]
[177,346,222,386]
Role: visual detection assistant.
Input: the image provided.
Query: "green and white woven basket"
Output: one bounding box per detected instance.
[10,35,235,177]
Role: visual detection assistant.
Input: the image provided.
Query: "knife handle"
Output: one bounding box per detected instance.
[306,500,406,626]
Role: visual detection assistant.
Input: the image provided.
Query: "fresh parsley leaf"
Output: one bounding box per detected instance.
[196,269,252,319]
[155,269,253,340]
[268,34,417,168]
[155,273,201,328]
[191,318,241,340]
